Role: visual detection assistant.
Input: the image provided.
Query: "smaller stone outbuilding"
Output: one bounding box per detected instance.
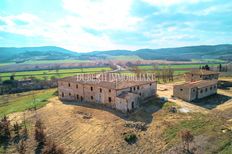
[185,70,219,82]
[173,80,218,102]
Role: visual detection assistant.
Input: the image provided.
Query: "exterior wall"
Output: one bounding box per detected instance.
[173,85,192,101]
[116,82,156,100]
[58,80,82,101]
[115,93,139,113]
[58,80,157,112]
[197,84,217,99]
[173,83,218,102]
[185,73,219,82]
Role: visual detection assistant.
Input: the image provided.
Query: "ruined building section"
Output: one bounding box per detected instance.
[58,75,157,113]
[173,80,218,102]
[185,70,219,82]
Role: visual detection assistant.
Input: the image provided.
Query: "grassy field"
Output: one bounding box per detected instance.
[0,89,56,117]
[0,67,111,81]
[0,60,90,66]
[163,113,232,153]
[138,63,220,70]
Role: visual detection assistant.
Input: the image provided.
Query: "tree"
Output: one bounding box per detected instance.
[219,64,222,72]
[10,73,15,80]
[35,119,46,145]
[180,130,194,154]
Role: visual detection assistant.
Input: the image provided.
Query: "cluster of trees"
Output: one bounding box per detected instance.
[0,114,64,154]
[200,64,210,70]
[154,66,174,83]
[0,115,28,154]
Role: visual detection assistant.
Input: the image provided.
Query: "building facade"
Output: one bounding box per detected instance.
[58,74,157,113]
[185,70,219,82]
[173,80,218,102]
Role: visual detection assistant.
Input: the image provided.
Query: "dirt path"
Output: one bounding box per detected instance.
[157,84,209,113]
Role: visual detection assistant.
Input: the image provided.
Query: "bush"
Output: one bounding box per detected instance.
[124,133,137,144]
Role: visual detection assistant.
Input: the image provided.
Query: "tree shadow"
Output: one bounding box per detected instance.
[35,142,45,154]
[192,93,231,109]
[0,137,11,153]
[61,96,165,125]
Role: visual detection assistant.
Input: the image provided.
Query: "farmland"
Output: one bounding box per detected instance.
[138,63,220,70]
[0,89,56,117]
[0,67,111,81]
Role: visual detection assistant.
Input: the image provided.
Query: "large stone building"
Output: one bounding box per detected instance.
[173,80,218,102]
[58,74,157,113]
[174,69,219,102]
[185,70,219,82]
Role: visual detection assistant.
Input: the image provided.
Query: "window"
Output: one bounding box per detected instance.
[77,94,79,99]
[180,88,183,91]
[91,87,93,91]
[69,93,71,96]
[133,87,136,91]
[130,87,132,92]
[139,93,141,96]
[108,97,112,102]
[137,86,139,90]
[214,85,217,89]
[205,88,208,92]
[76,84,78,89]
[91,96,93,100]
[200,75,202,78]
[62,92,64,97]
[150,83,152,86]
[200,90,203,93]
[68,83,71,87]
[100,88,102,93]
[192,89,195,92]
[210,86,212,90]
[109,89,111,93]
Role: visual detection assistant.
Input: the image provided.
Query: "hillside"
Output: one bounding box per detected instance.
[1,44,232,62]
[0,46,80,63]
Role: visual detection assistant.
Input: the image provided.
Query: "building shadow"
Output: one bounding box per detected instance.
[61,96,165,125]
[218,80,232,90]
[192,93,231,109]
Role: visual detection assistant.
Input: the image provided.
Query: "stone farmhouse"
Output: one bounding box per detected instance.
[185,70,219,82]
[173,80,218,102]
[173,70,219,102]
[58,74,157,113]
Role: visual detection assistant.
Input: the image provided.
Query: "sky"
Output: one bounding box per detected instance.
[0,0,232,52]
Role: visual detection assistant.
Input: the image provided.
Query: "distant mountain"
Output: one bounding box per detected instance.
[86,44,232,61]
[0,46,80,62]
[1,44,232,62]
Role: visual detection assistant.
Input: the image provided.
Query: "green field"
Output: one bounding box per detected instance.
[138,63,220,70]
[0,89,56,117]
[0,67,111,81]
[0,60,90,66]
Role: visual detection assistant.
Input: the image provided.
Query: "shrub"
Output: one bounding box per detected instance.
[124,133,137,144]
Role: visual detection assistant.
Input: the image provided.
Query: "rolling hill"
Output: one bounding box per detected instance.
[0,44,232,62]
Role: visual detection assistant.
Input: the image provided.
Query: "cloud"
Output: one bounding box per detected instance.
[62,0,142,31]
[142,0,208,7]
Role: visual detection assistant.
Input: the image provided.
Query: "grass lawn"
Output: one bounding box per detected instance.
[0,89,56,117]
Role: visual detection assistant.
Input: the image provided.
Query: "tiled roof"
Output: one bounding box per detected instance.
[59,74,155,90]
[176,80,218,89]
